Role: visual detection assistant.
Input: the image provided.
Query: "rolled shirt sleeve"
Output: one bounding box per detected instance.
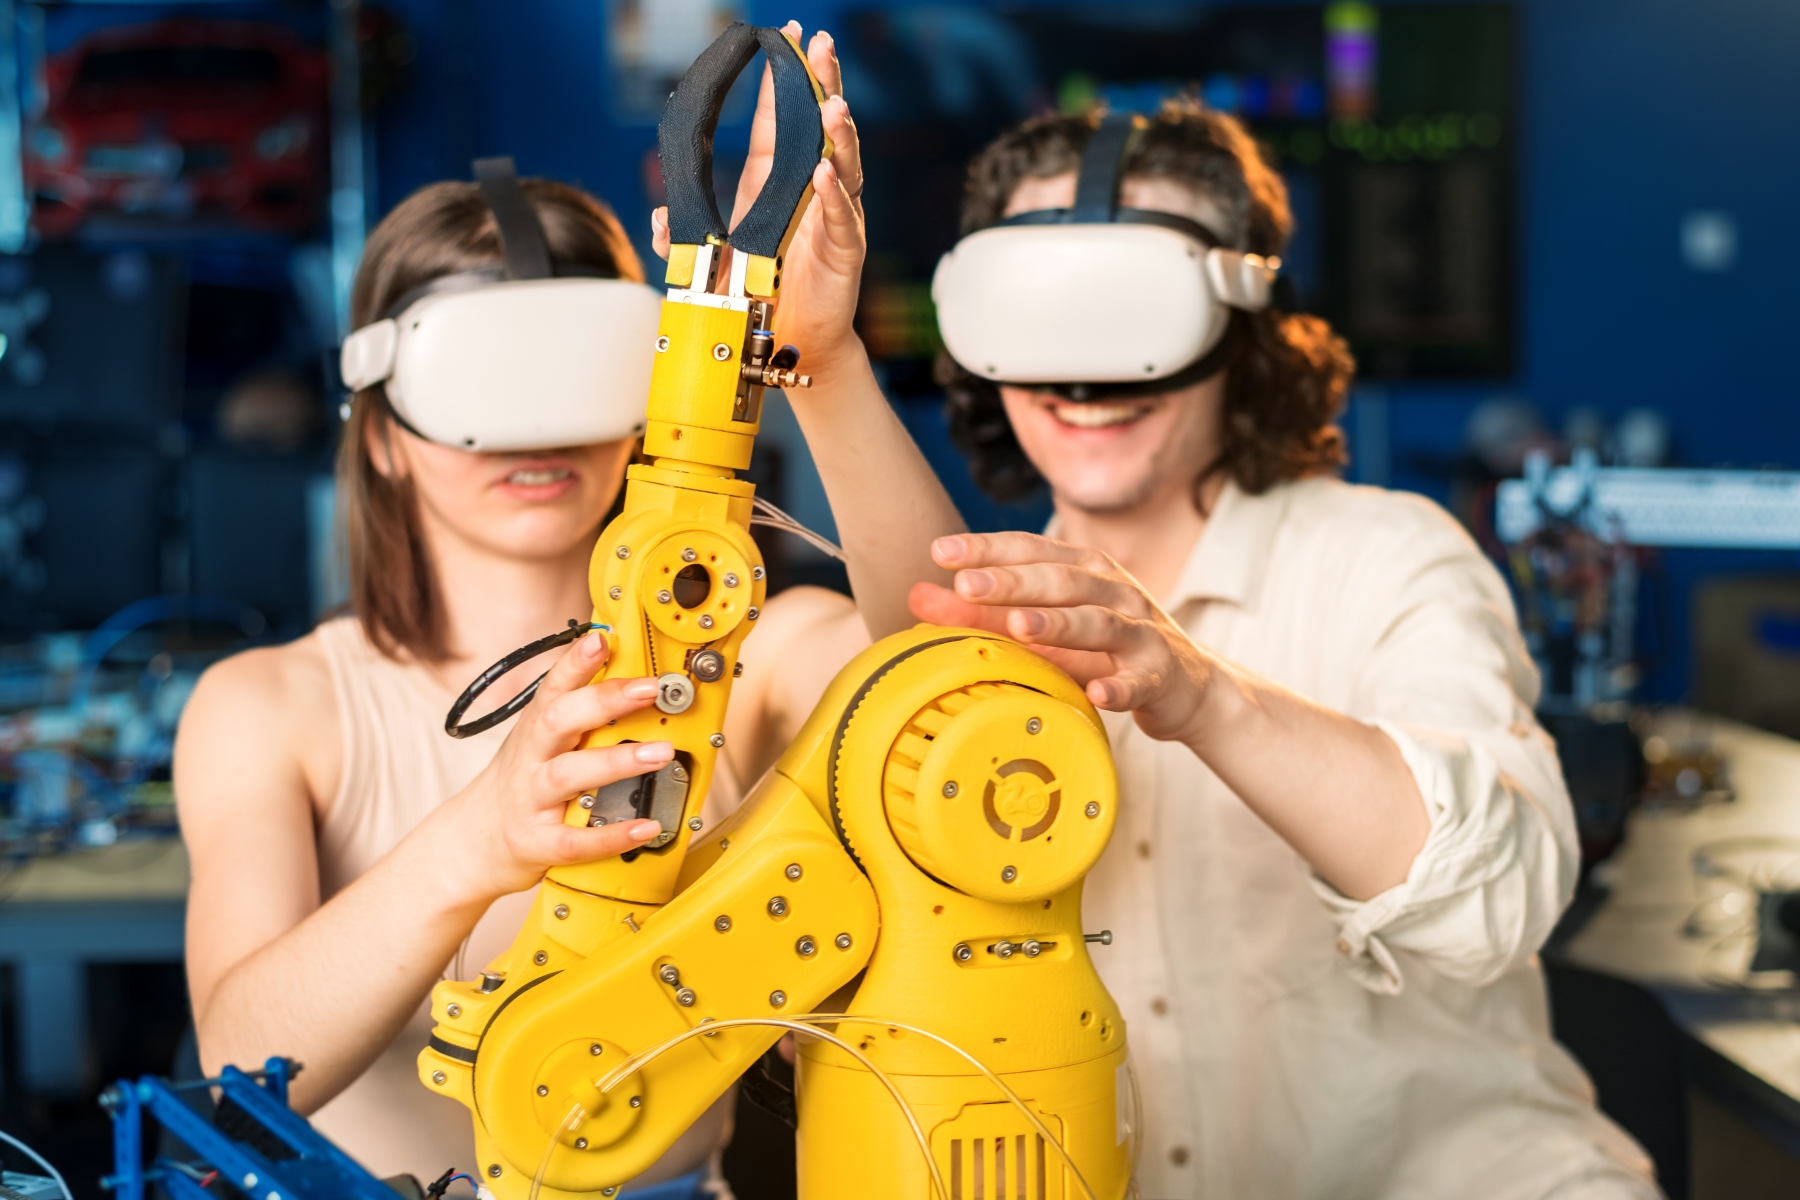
[1310,502,1579,994]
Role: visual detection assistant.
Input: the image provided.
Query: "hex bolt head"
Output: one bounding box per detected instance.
[752,566,766,581]
[682,547,698,562]
[747,606,761,620]
[659,964,680,985]
[1001,865,1018,883]
[676,987,697,1007]
[767,896,789,917]
[688,816,703,831]
[432,1070,447,1085]
[576,1137,589,1149]
[769,990,788,1008]
[712,343,732,361]
[1023,940,1043,958]
[942,781,959,798]
[954,943,973,962]
[580,794,596,809]
[699,614,715,629]
[733,661,744,677]
[724,572,740,588]
[690,649,726,681]
[534,950,549,965]
[446,1004,462,1018]
[537,1084,549,1097]
[609,586,622,601]
[1026,717,1043,734]
[655,336,670,352]
[797,936,817,957]
[590,1043,604,1055]
[629,1095,643,1108]
[1085,801,1100,818]
[603,1189,616,1197]
[616,546,630,559]
[656,589,673,604]
[554,904,570,920]
[835,933,853,950]
[715,915,733,932]
[710,732,725,748]
[785,863,803,881]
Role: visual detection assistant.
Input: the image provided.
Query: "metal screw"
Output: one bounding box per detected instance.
[688,816,703,831]
[446,1004,462,1018]
[1026,717,1043,734]
[715,915,733,932]
[942,781,959,798]
[489,1165,503,1178]
[733,661,743,677]
[682,547,697,562]
[785,863,803,880]
[616,546,630,559]
[534,950,549,965]
[796,936,817,957]
[432,1070,446,1085]
[1001,865,1018,883]
[676,987,697,1007]
[657,589,672,604]
[655,336,670,352]
[671,763,689,782]
[836,933,853,950]
[537,1084,549,1096]
[712,343,732,361]
[609,586,622,600]
[1023,940,1043,958]
[590,1043,604,1055]
[629,1096,642,1108]
[1085,801,1100,818]
[770,990,788,1008]
[710,732,725,748]
[996,942,1016,959]
[576,1137,589,1149]
[690,649,726,682]
[768,896,788,917]
[954,943,973,962]
[1085,930,1114,945]
[554,904,569,920]
[603,1189,616,1197]
[659,964,680,985]
[699,614,715,629]
[724,572,739,587]
[752,566,766,580]
[580,794,596,809]
[747,606,760,620]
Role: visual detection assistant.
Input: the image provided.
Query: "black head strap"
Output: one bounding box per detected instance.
[473,156,552,281]
[1068,112,1138,222]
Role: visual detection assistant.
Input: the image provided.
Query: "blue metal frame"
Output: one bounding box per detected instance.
[100,1057,404,1200]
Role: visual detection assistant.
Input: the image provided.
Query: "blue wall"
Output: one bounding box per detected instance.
[370,0,1800,702]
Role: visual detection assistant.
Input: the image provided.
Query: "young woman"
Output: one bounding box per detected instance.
[175,26,960,1190]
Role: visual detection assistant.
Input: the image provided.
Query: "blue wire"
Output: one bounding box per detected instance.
[446,1174,479,1195]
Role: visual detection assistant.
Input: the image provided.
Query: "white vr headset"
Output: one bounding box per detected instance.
[339,157,661,452]
[931,114,1280,396]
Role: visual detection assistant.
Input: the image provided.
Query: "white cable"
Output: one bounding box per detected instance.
[751,496,845,562]
[0,1128,73,1200]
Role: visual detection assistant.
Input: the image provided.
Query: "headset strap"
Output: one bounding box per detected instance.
[994,205,1223,248]
[1068,112,1138,223]
[473,156,553,281]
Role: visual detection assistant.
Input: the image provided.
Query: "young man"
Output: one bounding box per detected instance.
[912,105,1659,1200]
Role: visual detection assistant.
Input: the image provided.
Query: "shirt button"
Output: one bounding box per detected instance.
[1170,1146,1190,1167]
[1150,997,1169,1016]
[1336,937,1352,956]
[1136,840,1152,859]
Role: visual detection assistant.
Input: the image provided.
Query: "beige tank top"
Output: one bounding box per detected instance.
[305,616,736,1184]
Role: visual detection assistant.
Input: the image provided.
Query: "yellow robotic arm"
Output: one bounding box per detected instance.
[419,24,1135,1199]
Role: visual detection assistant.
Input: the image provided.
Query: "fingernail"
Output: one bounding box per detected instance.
[634,741,675,763]
[623,679,658,701]
[1014,610,1048,637]
[958,569,994,598]
[934,536,967,564]
[628,820,662,841]
[581,630,606,657]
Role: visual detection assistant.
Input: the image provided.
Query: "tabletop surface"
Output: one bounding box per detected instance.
[0,837,189,905]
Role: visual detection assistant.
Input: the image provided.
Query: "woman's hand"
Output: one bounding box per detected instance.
[908,533,1220,745]
[435,629,670,901]
[651,21,867,377]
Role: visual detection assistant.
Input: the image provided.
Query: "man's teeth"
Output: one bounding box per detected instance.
[507,467,570,486]
[1050,401,1153,429]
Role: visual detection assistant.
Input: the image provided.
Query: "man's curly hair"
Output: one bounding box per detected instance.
[940,100,1353,504]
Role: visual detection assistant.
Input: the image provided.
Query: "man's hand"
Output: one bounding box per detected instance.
[908,532,1219,745]
[651,22,866,378]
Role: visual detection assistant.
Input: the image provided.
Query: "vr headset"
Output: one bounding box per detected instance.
[339,157,662,452]
[931,113,1280,399]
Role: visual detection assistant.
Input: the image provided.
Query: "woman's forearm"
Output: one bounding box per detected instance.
[1187,662,1430,901]
[194,813,491,1114]
[788,340,966,639]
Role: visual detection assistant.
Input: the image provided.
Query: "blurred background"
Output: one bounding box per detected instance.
[0,1,1795,1197]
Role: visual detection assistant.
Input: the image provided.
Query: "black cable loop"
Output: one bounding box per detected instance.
[444,619,606,739]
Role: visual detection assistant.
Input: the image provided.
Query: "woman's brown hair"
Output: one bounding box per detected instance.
[940,101,1353,504]
[337,178,643,661]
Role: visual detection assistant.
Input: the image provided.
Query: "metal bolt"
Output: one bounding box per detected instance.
[785,863,803,880]
[942,781,959,798]
[733,661,743,677]
[836,932,853,950]
[747,606,760,620]
[688,816,703,831]
[609,586,622,600]
[489,1165,503,1178]
[769,990,788,1008]
[752,566,766,580]
[616,546,630,559]
[715,915,733,932]
[676,987,697,1007]
[1001,865,1018,883]
[712,343,732,361]
[1026,717,1043,734]
[996,942,1016,959]
[432,1070,446,1085]
[576,1137,589,1149]
[655,336,670,352]
[603,1189,616,1197]
[699,614,714,629]
[797,936,817,957]
[590,1043,604,1055]
[682,547,697,562]
[446,1004,462,1018]
[659,964,680,985]
[1085,801,1100,818]
[1023,940,1043,958]
[710,732,725,748]
[534,950,549,965]
[724,572,739,588]
[657,589,673,604]
[1085,931,1114,946]
[691,649,726,681]
[767,896,788,917]
[554,904,569,920]
[629,1096,643,1109]
[954,943,973,962]
[580,794,596,809]
[537,1085,549,1097]
[671,763,688,782]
